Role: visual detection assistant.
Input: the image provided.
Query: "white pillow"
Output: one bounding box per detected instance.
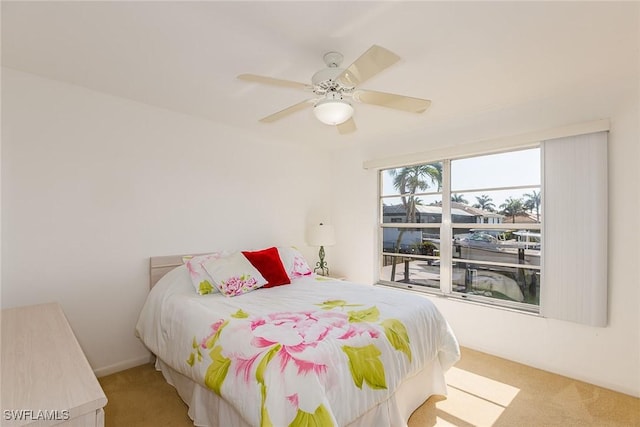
[277,246,313,279]
[202,252,268,297]
[184,252,227,295]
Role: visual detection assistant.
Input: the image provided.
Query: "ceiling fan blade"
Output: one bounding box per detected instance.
[337,117,356,135]
[238,74,310,90]
[259,100,313,123]
[336,45,401,88]
[354,89,431,113]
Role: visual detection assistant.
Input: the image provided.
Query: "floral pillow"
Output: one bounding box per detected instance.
[202,252,268,297]
[277,246,313,279]
[183,252,227,295]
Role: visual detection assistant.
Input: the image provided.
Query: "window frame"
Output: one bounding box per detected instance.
[377,148,542,313]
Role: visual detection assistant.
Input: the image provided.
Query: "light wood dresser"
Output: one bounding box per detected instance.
[1,302,108,426]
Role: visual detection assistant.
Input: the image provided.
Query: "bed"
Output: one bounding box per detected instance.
[136,247,460,427]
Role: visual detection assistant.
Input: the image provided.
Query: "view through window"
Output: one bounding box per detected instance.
[379,148,541,310]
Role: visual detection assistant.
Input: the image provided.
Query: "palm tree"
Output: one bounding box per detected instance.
[500,197,526,223]
[388,163,442,280]
[523,190,541,223]
[389,164,442,224]
[473,194,496,212]
[451,194,468,204]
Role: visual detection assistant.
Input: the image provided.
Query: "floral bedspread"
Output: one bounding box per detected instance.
[136,270,460,427]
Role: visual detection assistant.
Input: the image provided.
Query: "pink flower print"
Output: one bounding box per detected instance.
[291,256,312,277]
[234,352,263,383]
[221,275,258,296]
[287,393,299,408]
[248,310,370,375]
[201,319,226,349]
[186,253,221,280]
[186,260,200,280]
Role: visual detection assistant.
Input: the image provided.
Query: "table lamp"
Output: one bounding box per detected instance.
[307,222,336,276]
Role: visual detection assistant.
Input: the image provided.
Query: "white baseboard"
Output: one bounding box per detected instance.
[93,354,153,378]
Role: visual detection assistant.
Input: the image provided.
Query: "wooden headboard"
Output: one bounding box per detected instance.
[149,253,208,288]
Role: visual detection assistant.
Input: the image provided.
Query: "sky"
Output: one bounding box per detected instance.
[381,147,541,210]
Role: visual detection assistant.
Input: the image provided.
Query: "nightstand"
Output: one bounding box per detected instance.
[315,275,346,282]
[1,302,107,426]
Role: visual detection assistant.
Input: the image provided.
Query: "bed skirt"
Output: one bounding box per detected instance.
[155,356,447,427]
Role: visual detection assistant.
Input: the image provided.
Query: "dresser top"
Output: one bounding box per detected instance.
[1,302,108,426]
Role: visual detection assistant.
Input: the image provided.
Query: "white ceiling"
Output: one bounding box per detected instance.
[2,1,638,148]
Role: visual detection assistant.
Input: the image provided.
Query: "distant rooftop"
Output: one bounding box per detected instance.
[383,203,504,219]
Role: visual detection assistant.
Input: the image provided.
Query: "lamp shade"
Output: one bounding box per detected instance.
[307,223,336,247]
[313,99,353,125]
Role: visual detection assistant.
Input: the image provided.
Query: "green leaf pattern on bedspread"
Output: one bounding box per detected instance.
[289,404,334,427]
[381,318,413,363]
[198,280,214,295]
[186,337,202,367]
[205,345,231,395]
[187,300,412,427]
[347,306,380,323]
[342,344,387,390]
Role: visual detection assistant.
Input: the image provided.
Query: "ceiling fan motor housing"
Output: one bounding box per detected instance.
[312,53,353,126]
[311,67,353,95]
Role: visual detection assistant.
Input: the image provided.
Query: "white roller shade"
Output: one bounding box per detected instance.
[541,131,608,326]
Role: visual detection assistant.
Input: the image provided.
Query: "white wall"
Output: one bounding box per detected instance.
[1,68,331,375]
[329,79,640,397]
[3,64,638,397]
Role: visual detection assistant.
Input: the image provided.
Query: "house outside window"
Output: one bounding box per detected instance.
[379,148,541,311]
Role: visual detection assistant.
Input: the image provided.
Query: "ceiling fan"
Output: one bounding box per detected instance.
[237,45,431,135]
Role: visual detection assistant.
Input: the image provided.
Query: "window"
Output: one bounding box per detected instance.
[372,125,608,325]
[379,148,542,311]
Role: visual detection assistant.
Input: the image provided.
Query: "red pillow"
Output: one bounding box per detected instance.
[241,247,291,288]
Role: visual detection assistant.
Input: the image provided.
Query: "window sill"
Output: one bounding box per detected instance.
[375,281,541,317]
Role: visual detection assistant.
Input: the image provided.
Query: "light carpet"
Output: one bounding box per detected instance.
[98,347,639,426]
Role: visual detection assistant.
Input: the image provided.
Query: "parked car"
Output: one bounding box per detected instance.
[456,231,500,248]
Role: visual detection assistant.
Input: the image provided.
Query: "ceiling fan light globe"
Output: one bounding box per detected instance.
[313,100,353,125]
